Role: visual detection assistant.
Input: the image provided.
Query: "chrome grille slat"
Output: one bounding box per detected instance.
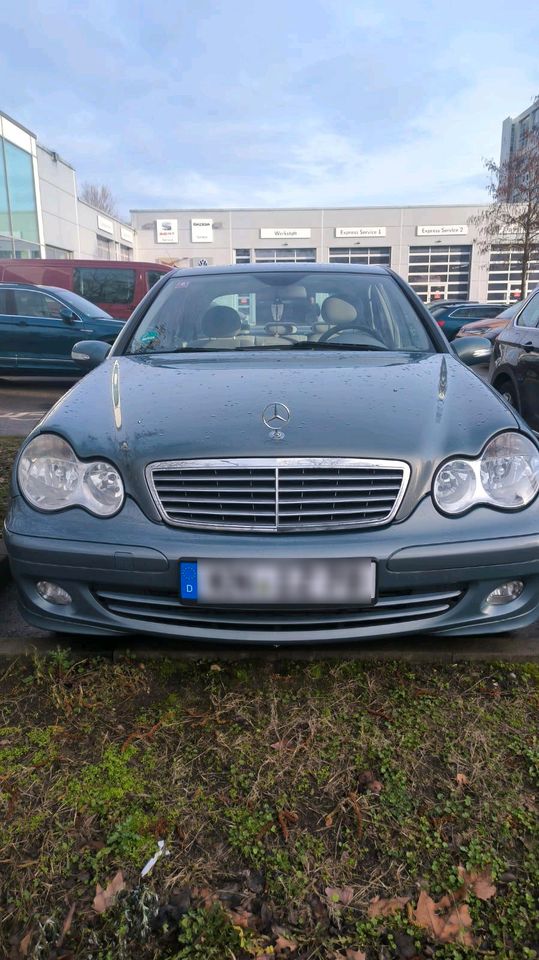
[146,457,410,533]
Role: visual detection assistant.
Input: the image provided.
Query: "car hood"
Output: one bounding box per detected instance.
[37,351,518,520]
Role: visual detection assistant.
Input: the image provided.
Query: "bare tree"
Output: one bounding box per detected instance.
[80,182,119,217]
[470,128,539,299]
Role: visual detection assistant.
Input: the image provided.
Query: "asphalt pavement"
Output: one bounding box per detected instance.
[1,366,537,660]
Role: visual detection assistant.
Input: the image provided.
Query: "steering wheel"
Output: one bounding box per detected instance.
[318,322,387,348]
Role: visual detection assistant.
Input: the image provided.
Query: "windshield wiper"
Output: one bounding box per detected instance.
[280,340,389,351]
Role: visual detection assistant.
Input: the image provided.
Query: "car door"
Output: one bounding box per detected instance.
[12,289,86,374]
[512,292,539,429]
[0,288,17,370]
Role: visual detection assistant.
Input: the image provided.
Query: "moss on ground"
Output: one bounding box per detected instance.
[0,655,537,958]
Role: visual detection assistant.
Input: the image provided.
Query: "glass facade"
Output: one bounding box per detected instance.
[487,244,539,302]
[0,136,40,258]
[408,245,472,302]
[329,246,391,265]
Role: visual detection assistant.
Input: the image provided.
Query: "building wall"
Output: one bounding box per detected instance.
[500,97,539,166]
[131,204,493,301]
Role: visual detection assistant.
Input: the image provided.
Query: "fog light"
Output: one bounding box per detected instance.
[36,581,72,606]
[484,580,524,607]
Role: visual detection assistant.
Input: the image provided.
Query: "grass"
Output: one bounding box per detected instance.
[0,436,20,537]
[0,655,537,959]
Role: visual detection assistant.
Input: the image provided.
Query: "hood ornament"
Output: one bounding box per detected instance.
[262,402,290,441]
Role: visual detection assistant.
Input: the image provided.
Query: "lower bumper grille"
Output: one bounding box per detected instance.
[94,586,464,634]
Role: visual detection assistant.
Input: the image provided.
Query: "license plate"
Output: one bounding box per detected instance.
[179,558,376,606]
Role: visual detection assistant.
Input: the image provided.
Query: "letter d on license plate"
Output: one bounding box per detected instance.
[179,558,376,605]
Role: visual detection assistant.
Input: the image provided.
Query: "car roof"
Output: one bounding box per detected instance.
[0,281,72,298]
[169,262,390,278]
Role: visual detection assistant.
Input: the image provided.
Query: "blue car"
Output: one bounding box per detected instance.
[4,264,539,643]
[0,282,123,376]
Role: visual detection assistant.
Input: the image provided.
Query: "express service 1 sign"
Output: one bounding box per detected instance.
[156,219,179,243]
[335,226,386,238]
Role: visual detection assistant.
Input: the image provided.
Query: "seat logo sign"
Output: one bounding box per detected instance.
[262,402,290,440]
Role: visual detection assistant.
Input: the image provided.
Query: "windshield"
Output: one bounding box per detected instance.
[127,271,434,354]
[45,287,114,319]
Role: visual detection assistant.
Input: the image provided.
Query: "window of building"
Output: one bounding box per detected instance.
[73,267,136,305]
[329,246,391,265]
[254,248,316,263]
[235,249,251,264]
[487,244,539,302]
[119,244,133,261]
[96,235,112,259]
[2,140,40,245]
[408,245,472,302]
[45,245,73,259]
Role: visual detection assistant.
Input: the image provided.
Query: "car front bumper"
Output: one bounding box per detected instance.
[5,495,539,644]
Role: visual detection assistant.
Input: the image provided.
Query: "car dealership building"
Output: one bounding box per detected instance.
[2,107,539,304]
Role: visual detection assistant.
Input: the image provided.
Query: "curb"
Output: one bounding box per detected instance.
[0,540,11,587]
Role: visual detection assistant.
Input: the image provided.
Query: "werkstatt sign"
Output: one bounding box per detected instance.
[156,219,178,243]
[416,224,468,236]
[191,219,213,242]
[335,226,386,238]
[260,227,311,239]
[97,214,114,235]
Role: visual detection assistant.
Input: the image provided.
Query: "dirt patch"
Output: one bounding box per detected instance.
[0,437,20,538]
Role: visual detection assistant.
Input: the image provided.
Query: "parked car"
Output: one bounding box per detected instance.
[0,283,123,376]
[455,303,520,342]
[428,299,475,315]
[432,303,507,340]
[490,287,539,429]
[0,260,171,320]
[5,264,539,643]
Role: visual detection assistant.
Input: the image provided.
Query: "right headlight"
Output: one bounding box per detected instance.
[18,434,124,517]
[433,432,539,515]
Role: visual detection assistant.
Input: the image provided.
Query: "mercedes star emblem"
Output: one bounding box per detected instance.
[262,402,290,440]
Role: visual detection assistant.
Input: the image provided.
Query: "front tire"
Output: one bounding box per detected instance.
[496,378,519,411]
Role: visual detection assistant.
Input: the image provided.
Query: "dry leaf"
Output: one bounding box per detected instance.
[275,933,298,953]
[325,885,354,906]
[228,907,254,929]
[57,903,76,947]
[368,894,409,917]
[457,866,496,900]
[271,739,292,751]
[455,773,468,787]
[357,770,383,794]
[412,890,474,947]
[346,950,367,960]
[325,813,334,828]
[19,932,31,957]
[92,870,125,914]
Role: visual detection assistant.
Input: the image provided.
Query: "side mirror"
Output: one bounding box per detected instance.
[60,307,78,323]
[452,336,492,366]
[72,340,111,370]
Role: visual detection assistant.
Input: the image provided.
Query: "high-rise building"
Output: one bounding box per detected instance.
[500,96,539,167]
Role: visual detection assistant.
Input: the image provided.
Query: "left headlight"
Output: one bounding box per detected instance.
[433,432,539,515]
[18,434,124,517]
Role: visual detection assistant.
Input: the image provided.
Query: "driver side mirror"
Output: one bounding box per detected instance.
[72,340,110,370]
[60,307,79,323]
[452,336,492,366]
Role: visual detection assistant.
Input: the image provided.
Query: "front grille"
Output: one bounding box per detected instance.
[94,585,463,635]
[146,458,410,532]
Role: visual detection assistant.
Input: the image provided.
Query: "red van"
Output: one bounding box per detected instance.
[0,260,172,320]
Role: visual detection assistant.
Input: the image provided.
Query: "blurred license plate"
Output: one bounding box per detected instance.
[179,558,376,605]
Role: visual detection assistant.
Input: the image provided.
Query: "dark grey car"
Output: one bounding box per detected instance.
[5,264,539,643]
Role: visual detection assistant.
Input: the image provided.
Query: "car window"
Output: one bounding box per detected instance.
[0,289,11,315]
[12,289,64,319]
[126,271,435,355]
[516,294,539,328]
[147,270,166,290]
[449,307,473,319]
[73,267,136,305]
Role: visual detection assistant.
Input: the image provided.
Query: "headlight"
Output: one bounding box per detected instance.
[433,432,539,515]
[18,434,124,517]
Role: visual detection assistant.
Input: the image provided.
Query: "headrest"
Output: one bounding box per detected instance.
[321,297,357,324]
[265,322,297,336]
[202,305,241,338]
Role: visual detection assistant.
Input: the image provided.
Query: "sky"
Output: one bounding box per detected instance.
[0,0,538,216]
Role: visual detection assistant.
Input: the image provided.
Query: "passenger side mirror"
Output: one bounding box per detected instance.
[60,307,78,323]
[72,340,110,370]
[452,336,492,366]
